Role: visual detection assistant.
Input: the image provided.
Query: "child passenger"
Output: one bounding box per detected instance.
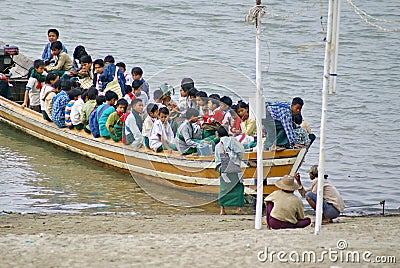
[80,87,98,132]
[45,41,72,77]
[44,79,62,122]
[142,103,159,149]
[131,67,149,98]
[71,89,87,130]
[124,99,144,149]
[133,80,149,108]
[98,90,119,138]
[149,107,176,154]
[176,108,203,155]
[23,59,46,113]
[106,98,129,141]
[65,88,82,129]
[40,72,59,121]
[52,80,73,128]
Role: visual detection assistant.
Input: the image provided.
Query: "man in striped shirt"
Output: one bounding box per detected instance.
[264,97,305,149]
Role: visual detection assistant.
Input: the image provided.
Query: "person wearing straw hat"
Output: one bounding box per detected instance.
[295,165,344,224]
[264,175,311,229]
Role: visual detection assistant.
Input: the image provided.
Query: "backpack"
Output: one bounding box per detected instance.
[88,107,100,138]
[88,104,109,138]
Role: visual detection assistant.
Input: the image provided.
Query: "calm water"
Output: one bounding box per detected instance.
[0,0,399,214]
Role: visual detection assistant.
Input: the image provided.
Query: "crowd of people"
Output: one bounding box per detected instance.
[18,29,344,224]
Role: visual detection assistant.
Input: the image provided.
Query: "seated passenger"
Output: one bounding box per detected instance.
[195,91,208,116]
[45,41,73,77]
[77,55,94,89]
[178,77,194,115]
[133,80,149,108]
[65,88,82,129]
[116,62,133,86]
[235,100,256,149]
[93,59,104,93]
[80,87,98,133]
[204,95,224,124]
[99,55,126,97]
[123,85,136,106]
[44,79,62,122]
[149,107,177,154]
[152,89,164,106]
[41,29,67,66]
[264,175,311,229]
[124,99,144,149]
[131,67,149,98]
[106,98,129,142]
[142,103,159,149]
[51,80,73,128]
[40,72,59,121]
[229,104,241,136]
[220,96,233,126]
[98,90,119,138]
[70,89,87,130]
[264,97,305,150]
[176,108,203,155]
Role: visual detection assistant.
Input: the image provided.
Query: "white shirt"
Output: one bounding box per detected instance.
[70,98,84,125]
[40,84,54,110]
[149,119,174,151]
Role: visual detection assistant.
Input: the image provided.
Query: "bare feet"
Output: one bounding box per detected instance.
[220,207,226,215]
[322,218,333,224]
[235,207,243,215]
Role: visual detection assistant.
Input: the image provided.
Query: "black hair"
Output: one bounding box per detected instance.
[216,125,229,137]
[209,97,219,107]
[87,87,98,100]
[237,100,249,109]
[185,108,199,119]
[220,96,232,107]
[116,98,129,108]
[292,97,304,106]
[47,29,59,38]
[132,80,143,90]
[93,59,104,67]
[116,62,126,70]
[80,55,92,64]
[188,87,198,98]
[146,103,159,115]
[53,79,62,90]
[131,98,143,107]
[105,90,118,101]
[33,59,45,69]
[125,85,132,94]
[158,107,169,115]
[60,80,72,92]
[209,93,220,101]
[181,77,194,92]
[45,72,58,84]
[81,89,88,101]
[96,95,106,106]
[68,88,82,99]
[153,89,163,100]
[103,55,115,64]
[50,41,63,50]
[195,91,207,98]
[71,80,80,89]
[131,67,143,76]
[73,45,88,61]
[231,104,238,114]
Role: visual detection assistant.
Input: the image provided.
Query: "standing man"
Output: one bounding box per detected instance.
[295,165,345,224]
[41,29,68,66]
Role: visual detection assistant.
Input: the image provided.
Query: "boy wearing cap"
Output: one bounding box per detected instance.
[264,175,311,229]
[295,165,345,224]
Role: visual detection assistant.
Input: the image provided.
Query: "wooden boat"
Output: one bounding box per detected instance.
[0,95,307,195]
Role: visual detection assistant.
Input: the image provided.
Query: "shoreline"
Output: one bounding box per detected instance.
[0,213,399,267]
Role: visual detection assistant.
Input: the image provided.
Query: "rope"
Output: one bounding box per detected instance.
[345,200,385,209]
[346,0,400,32]
[264,2,318,20]
[245,5,268,25]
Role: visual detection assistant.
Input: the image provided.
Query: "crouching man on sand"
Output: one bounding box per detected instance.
[295,165,345,224]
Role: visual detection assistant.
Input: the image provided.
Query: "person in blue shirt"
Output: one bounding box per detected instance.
[51,80,72,128]
[99,55,126,96]
[264,97,305,150]
[41,29,68,66]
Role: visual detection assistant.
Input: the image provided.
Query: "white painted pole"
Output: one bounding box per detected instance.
[329,0,341,94]
[315,0,336,235]
[254,4,264,230]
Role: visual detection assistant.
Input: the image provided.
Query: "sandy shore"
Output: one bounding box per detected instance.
[0,213,398,267]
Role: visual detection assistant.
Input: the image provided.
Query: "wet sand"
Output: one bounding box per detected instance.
[0,213,398,267]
